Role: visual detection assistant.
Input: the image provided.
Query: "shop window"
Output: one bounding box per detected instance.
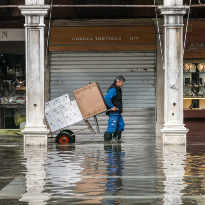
[183,63,205,110]
[0,54,26,131]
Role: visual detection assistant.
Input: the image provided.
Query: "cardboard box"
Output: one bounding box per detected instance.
[49,120,60,132]
[58,94,71,105]
[60,103,72,116]
[64,113,76,126]
[69,100,80,112]
[53,107,63,119]
[45,109,55,123]
[56,116,67,129]
[49,98,61,109]
[73,82,107,119]
[73,110,84,123]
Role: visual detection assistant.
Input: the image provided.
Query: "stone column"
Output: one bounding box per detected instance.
[19,1,50,146]
[156,34,164,138]
[152,18,165,138]
[159,1,189,144]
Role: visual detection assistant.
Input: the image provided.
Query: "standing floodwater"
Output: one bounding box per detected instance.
[0,136,205,204]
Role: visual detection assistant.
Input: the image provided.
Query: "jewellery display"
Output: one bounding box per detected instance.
[186,91,193,96]
[197,64,204,72]
[190,64,196,72]
[192,86,198,94]
[189,100,199,110]
[184,63,205,110]
[198,90,203,96]
[203,78,205,87]
[184,64,190,72]
[191,80,196,86]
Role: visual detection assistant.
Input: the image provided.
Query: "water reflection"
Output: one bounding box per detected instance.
[46,144,84,197]
[20,146,50,205]
[15,137,205,204]
[182,145,205,204]
[74,144,106,204]
[45,142,125,204]
[162,145,186,205]
[104,143,124,204]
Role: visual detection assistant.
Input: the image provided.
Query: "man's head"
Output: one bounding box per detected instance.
[114,75,125,88]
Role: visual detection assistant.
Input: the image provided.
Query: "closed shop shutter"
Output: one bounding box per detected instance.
[50,51,156,137]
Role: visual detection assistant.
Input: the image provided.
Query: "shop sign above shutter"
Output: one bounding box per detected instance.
[49,27,156,52]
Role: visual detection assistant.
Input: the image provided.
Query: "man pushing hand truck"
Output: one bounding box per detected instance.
[104,75,125,142]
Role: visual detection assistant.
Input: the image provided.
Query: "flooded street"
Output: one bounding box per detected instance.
[1,136,205,204]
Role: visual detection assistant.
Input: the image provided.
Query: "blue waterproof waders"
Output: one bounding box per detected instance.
[106,114,125,134]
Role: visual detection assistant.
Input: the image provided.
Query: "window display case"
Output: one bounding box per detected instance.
[0,54,26,130]
[183,63,205,136]
[183,63,205,110]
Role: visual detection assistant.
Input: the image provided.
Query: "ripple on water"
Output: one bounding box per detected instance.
[2,137,205,204]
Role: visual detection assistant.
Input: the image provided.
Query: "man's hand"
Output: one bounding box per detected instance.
[111,107,117,111]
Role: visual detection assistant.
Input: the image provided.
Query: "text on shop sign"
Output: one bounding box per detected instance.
[0,31,8,38]
[71,37,140,41]
[185,43,205,51]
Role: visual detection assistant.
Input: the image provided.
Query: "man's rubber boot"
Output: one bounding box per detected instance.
[104,132,112,142]
[113,130,122,141]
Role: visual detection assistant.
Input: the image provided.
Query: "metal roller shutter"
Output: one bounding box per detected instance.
[50,51,156,138]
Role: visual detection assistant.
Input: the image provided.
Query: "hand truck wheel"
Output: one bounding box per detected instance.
[62,130,75,143]
[56,131,73,144]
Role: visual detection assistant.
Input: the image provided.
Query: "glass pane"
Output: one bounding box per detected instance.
[0,54,26,131]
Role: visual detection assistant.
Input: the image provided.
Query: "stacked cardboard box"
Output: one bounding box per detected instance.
[45,82,106,133]
[45,94,83,132]
[73,82,107,119]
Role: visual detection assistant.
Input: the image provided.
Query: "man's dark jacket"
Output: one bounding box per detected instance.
[106,82,123,115]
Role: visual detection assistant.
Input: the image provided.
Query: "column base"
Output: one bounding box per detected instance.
[161,124,189,145]
[22,125,50,146]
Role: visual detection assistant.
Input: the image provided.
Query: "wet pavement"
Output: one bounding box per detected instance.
[1,136,205,204]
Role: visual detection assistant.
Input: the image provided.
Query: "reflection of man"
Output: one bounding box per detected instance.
[104,143,124,204]
[104,75,125,142]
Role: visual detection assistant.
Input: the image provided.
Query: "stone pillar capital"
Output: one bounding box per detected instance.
[18,5,50,27]
[158,6,189,15]
[18,5,50,16]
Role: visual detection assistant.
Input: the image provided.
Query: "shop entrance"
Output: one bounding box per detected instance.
[50,51,156,137]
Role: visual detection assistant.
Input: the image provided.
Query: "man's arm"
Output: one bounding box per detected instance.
[104,88,117,111]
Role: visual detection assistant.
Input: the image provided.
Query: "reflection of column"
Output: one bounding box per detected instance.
[47,145,84,196]
[163,145,186,204]
[20,146,50,205]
